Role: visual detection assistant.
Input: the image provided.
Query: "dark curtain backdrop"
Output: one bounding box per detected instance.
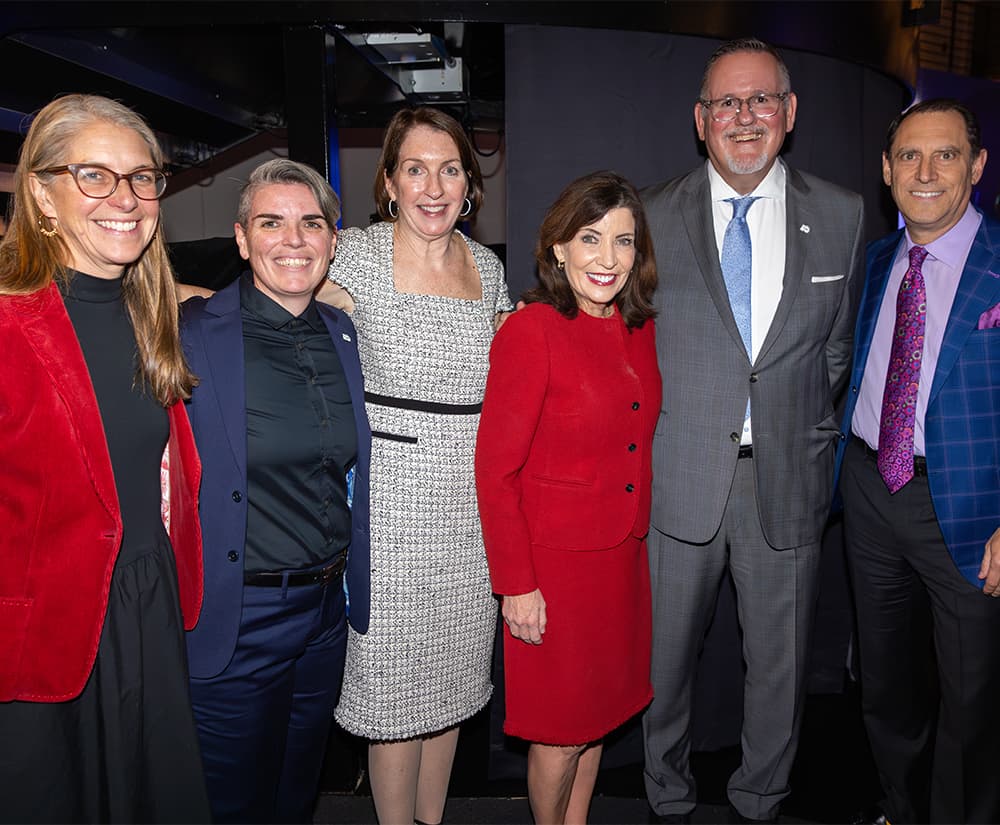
[492,25,911,781]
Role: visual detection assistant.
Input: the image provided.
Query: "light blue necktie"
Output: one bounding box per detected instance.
[721,195,759,357]
[721,195,759,427]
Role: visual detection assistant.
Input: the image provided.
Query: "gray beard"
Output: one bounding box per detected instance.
[727,150,771,177]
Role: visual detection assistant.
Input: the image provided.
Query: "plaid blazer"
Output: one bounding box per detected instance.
[838,210,1000,587]
[644,162,865,549]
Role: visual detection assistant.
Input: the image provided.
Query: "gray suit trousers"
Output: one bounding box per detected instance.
[642,457,821,820]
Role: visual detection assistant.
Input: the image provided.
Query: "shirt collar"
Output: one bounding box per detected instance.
[904,202,983,269]
[707,157,786,204]
[239,272,326,332]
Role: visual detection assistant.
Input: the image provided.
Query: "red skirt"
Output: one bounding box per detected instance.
[502,534,652,745]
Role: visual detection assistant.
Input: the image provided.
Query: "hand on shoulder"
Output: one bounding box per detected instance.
[177,283,214,302]
[315,278,355,313]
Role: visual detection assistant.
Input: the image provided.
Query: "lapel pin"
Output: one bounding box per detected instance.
[799,224,810,234]
[342,333,352,342]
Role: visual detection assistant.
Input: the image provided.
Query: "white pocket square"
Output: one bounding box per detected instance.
[811,274,844,283]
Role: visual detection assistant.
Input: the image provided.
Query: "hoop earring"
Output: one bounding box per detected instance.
[387,200,398,219]
[459,197,472,217]
[37,215,58,238]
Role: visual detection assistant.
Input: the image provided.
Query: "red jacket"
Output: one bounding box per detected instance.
[475,303,661,596]
[0,283,203,702]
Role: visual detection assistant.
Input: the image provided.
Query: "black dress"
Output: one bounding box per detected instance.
[0,272,210,823]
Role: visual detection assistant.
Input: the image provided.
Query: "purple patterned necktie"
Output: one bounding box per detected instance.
[877,245,929,494]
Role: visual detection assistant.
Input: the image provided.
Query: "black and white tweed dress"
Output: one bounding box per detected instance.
[330,222,512,739]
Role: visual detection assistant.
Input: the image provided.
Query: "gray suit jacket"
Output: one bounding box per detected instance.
[643,161,864,549]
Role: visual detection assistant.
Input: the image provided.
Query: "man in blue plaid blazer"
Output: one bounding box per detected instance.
[837,98,1000,824]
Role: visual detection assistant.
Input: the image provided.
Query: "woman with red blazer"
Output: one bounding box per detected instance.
[0,95,209,822]
[476,171,661,824]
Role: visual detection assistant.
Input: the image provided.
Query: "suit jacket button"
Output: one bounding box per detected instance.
[232,490,242,502]
[625,483,635,493]
[632,401,640,410]
[628,443,637,452]
[749,373,759,383]
[227,550,239,562]
[730,432,740,442]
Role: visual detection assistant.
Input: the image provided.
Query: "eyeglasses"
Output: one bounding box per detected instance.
[39,163,168,200]
[699,92,789,123]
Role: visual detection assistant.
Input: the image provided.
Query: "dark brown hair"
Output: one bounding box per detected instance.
[373,106,485,222]
[884,97,982,158]
[526,170,657,329]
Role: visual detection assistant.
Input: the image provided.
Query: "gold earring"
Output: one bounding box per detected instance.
[556,259,565,270]
[37,215,58,238]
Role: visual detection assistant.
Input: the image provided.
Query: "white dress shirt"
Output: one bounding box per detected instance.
[707,159,787,444]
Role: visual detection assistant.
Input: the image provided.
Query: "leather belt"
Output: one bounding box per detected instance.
[244,552,347,587]
[737,444,753,459]
[855,436,927,477]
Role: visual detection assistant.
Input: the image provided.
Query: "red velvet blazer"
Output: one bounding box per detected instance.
[475,303,662,596]
[0,283,203,702]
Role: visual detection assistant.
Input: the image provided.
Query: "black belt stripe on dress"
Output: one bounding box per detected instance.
[365,391,482,415]
[371,430,418,444]
[244,552,347,587]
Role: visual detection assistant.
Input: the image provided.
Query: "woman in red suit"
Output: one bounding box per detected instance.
[476,171,661,824]
[0,95,209,821]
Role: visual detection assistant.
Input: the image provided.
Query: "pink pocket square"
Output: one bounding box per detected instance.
[978,303,1000,329]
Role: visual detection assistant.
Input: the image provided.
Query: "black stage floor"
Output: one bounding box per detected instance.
[312,686,881,825]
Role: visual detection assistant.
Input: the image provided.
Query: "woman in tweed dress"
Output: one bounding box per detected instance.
[318,106,512,825]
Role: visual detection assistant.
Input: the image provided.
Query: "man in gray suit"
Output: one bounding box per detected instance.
[641,39,865,823]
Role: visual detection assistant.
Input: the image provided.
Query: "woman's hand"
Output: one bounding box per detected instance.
[502,588,547,645]
[177,283,214,302]
[494,300,526,331]
[315,278,355,312]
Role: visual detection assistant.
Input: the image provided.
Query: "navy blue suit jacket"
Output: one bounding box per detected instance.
[181,276,371,679]
[838,210,1000,588]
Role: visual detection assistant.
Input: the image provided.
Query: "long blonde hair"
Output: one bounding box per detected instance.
[0,94,195,403]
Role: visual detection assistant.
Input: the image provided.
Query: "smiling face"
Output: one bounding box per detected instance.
[234,182,337,316]
[695,50,797,195]
[29,121,159,279]
[385,124,468,242]
[553,207,636,318]
[883,109,987,245]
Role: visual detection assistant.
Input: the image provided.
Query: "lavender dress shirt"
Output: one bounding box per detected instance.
[852,203,983,456]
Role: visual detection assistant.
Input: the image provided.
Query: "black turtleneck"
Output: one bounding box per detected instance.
[61,270,168,561]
